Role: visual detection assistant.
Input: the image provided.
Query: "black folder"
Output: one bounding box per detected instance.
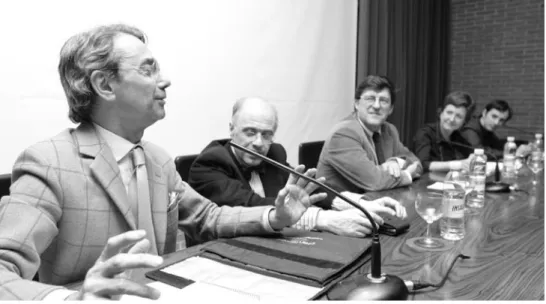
[146,229,372,300]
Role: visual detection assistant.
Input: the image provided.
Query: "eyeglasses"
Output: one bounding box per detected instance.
[101,60,162,81]
[242,127,275,143]
[360,96,391,107]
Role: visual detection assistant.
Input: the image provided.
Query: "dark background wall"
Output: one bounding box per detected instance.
[450,0,544,142]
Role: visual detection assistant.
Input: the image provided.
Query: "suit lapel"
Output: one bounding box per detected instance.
[74,124,137,230]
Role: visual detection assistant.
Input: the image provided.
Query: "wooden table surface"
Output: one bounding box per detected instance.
[139,169,544,301]
[355,169,544,300]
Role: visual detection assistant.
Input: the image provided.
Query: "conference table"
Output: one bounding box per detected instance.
[142,169,544,301]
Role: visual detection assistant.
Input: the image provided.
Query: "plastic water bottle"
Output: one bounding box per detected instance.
[531,133,544,162]
[503,136,517,178]
[440,170,466,241]
[467,149,487,209]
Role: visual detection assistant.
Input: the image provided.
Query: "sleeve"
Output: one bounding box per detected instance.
[460,128,503,159]
[388,125,423,175]
[0,146,67,300]
[188,155,275,207]
[413,127,435,171]
[175,169,276,245]
[324,126,411,192]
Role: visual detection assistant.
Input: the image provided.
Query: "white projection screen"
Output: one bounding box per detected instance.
[0,0,357,173]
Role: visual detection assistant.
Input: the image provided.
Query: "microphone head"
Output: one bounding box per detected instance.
[485,181,511,193]
[328,274,409,300]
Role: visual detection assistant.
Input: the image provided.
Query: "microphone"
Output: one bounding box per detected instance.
[229,141,469,300]
[501,125,536,136]
[447,141,510,193]
[228,141,408,300]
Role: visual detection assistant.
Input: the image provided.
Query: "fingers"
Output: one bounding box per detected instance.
[369,211,384,226]
[127,238,151,255]
[99,230,147,262]
[86,277,161,300]
[100,254,163,278]
[286,165,306,186]
[309,193,327,205]
[377,197,407,218]
[296,168,316,189]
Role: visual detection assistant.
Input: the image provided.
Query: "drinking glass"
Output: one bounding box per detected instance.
[410,191,446,249]
[527,155,544,186]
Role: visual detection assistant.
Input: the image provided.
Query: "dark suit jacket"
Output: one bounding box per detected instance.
[460,116,504,159]
[188,139,289,207]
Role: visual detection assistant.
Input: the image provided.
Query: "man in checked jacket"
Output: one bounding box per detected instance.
[0,24,324,300]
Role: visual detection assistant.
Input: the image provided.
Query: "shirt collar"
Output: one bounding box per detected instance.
[93,123,138,162]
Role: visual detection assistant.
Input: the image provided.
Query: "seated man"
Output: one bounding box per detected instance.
[0,24,320,301]
[413,91,476,172]
[189,97,406,238]
[317,75,422,193]
[460,99,530,159]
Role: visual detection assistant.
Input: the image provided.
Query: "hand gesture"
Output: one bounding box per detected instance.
[316,209,384,237]
[66,230,164,300]
[363,196,407,219]
[269,165,326,230]
[405,161,421,179]
[381,160,401,178]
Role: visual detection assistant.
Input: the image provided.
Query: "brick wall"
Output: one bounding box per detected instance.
[450,0,544,142]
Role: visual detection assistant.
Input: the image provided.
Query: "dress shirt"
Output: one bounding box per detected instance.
[230,147,319,231]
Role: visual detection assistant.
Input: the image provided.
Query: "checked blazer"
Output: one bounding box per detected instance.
[0,123,274,300]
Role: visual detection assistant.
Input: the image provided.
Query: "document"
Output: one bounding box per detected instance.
[120,256,322,301]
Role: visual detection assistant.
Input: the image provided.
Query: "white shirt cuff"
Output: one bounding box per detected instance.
[402,170,413,183]
[394,157,406,168]
[262,206,279,232]
[291,207,321,230]
[43,288,76,300]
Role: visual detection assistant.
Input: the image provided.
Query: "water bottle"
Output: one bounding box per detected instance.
[467,149,487,209]
[503,136,517,178]
[531,133,544,162]
[440,170,466,241]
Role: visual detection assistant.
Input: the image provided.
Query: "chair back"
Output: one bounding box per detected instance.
[0,173,10,199]
[175,154,199,182]
[298,140,325,169]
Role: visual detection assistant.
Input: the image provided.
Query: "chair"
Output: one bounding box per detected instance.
[174,154,199,182]
[0,173,10,200]
[298,141,325,169]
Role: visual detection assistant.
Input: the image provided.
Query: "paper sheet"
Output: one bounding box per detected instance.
[120,256,322,301]
[427,182,454,191]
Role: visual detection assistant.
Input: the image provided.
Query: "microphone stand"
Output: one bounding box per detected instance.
[449,141,511,193]
[228,142,409,300]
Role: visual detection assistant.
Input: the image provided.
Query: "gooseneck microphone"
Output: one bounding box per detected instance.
[501,125,536,136]
[448,141,510,193]
[229,141,469,300]
[229,141,408,300]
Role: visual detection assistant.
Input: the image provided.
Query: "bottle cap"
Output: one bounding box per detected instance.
[536,133,543,139]
[474,148,484,155]
[507,136,515,141]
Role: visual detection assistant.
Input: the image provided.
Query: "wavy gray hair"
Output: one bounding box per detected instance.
[58,24,147,123]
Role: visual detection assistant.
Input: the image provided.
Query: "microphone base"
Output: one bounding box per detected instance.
[485,181,511,193]
[327,273,409,300]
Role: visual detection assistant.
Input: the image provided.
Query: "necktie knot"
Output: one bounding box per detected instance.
[132,145,146,167]
[241,163,266,180]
